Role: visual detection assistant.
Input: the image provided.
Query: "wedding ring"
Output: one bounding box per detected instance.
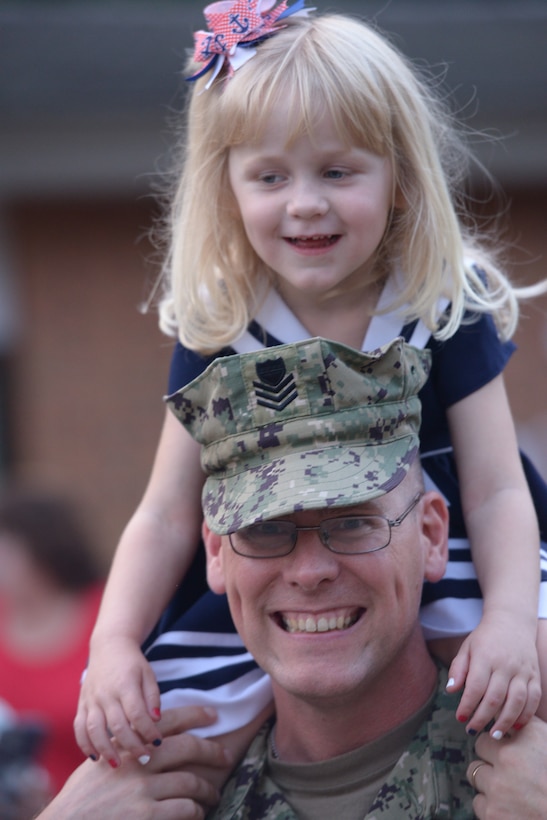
[470,761,486,791]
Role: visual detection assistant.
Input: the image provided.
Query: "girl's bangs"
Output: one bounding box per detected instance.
[217,69,391,156]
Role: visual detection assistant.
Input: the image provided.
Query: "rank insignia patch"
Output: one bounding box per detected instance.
[253,358,298,411]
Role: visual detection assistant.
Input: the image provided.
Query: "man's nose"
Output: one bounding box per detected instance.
[283,530,341,590]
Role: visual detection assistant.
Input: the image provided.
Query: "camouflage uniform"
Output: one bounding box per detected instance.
[207,668,476,820]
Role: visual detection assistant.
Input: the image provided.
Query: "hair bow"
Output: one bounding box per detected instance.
[188,0,312,88]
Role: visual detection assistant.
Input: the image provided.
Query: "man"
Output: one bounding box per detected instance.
[39,337,476,818]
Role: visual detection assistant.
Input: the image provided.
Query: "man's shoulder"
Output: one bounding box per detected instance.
[369,669,475,818]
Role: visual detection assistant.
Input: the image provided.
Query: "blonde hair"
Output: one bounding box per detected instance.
[156,12,544,354]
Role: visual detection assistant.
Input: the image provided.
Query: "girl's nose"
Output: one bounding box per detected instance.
[286,181,329,219]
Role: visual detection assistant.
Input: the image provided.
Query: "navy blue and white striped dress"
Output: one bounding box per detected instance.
[143,283,547,736]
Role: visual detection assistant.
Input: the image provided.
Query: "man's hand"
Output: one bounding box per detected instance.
[467,716,547,819]
[39,706,231,820]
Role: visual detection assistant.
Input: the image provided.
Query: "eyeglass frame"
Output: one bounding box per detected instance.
[227,491,424,559]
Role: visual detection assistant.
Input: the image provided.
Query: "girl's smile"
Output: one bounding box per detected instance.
[283,234,340,253]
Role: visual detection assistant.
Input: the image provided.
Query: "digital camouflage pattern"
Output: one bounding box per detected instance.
[206,668,476,820]
[166,337,431,534]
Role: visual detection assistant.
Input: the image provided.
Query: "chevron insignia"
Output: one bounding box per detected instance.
[253,358,298,411]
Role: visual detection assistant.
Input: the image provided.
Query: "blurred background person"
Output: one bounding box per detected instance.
[0,696,51,820]
[0,486,104,800]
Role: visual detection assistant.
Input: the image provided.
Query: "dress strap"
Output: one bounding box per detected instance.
[363,276,449,352]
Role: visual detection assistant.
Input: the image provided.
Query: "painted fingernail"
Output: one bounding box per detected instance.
[492,730,504,741]
[138,754,151,766]
[513,723,524,730]
[467,727,478,736]
[446,677,455,689]
[152,738,162,747]
[89,754,98,762]
[108,759,119,769]
[152,707,161,719]
[457,715,469,723]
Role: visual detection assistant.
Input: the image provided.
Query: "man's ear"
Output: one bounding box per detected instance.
[420,491,449,583]
[202,520,227,594]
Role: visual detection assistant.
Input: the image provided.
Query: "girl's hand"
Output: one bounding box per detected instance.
[74,636,163,767]
[446,612,541,738]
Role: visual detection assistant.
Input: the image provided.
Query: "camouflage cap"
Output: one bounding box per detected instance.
[166,337,431,534]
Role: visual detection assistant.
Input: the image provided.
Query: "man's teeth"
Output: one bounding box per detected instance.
[282,612,358,633]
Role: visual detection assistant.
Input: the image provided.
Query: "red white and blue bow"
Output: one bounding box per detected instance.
[188,0,312,87]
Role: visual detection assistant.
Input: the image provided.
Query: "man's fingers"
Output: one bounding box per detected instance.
[148,731,231,774]
[157,705,219,737]
[467,759,489,792]
[149,770,220,808]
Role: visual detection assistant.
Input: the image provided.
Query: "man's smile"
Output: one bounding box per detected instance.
[278,607,363,633]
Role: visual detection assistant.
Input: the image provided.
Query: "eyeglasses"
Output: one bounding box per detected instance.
[228,492,423,559]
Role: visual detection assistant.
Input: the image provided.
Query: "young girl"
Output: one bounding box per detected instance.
[75,1,547,775]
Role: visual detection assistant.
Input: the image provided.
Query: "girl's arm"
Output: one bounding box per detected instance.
[446,372,541,735]
[75,408,205,766]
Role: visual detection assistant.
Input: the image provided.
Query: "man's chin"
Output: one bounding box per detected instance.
[270,660,371,705]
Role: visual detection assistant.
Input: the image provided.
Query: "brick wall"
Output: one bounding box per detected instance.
[6,197,172,567]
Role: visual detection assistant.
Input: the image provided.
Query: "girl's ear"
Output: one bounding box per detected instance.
[202,520,227,594]
[420,491,449,583]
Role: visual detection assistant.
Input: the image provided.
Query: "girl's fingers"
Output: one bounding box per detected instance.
[73,706,100,761]
[142,664,163,723]
[455,666,491,728]
[82,704,121,767]
[102,701,154,763]
[118,688,163,748]
[464,671,540,737]
[488,676,541,738]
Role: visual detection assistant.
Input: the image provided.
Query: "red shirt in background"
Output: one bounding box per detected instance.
[0,584,103,794]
